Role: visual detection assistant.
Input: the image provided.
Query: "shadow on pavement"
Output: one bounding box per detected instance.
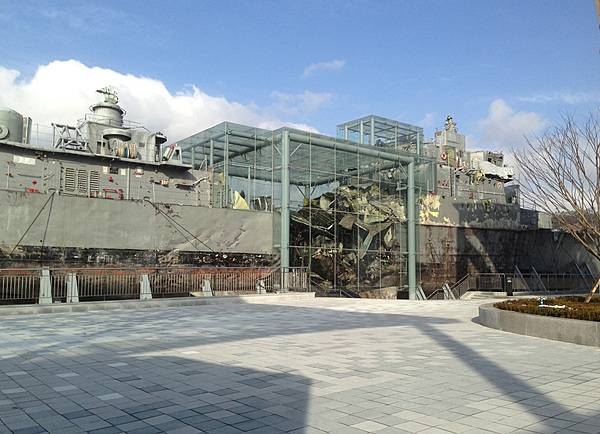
[0,301,595,432]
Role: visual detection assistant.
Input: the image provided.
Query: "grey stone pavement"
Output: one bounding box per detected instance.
[1,298,599,434]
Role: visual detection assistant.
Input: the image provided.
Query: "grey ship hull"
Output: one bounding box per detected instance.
[0,190,275,268]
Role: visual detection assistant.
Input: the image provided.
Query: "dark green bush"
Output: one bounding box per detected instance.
[495,296,600,322]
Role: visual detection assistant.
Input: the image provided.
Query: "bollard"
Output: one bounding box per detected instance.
[505,276,513,296]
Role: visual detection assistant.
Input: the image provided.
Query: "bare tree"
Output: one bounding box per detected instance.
[514,112,600,302]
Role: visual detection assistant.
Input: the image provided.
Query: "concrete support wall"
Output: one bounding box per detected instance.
[419,225,600,290]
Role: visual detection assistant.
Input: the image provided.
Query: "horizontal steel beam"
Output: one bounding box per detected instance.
[287,132,416,163]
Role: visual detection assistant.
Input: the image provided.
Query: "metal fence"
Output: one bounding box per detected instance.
[0,269,40,304]
[149,268,281,296]
[450,272,595,298]
[0,266,309,305]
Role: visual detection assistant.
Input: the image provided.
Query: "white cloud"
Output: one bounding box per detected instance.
[418,112,437,130]
[302,59,345,78]
[518,90,600,105]
[477,99,546,150]
[270,91,333,116]
[0,60,316,142]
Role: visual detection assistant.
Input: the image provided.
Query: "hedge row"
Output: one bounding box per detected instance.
[495,296,600,322]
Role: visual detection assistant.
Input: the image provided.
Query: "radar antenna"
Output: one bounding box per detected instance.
[96,86,119,104]
[444,115,457,133]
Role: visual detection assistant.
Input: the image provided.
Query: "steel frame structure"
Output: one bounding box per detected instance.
[178,119,434,299]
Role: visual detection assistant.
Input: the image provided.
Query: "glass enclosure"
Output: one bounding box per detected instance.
[178,117,434,297]
[337,115,424,154]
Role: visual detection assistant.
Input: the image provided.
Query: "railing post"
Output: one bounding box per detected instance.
[39,268,52,304]
[140,274,152,300]
[443,282,456,300]
[66,272,79,303]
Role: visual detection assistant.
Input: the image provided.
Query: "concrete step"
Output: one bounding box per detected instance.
[461,291,507,300]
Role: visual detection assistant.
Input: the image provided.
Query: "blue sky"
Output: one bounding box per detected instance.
[0,0,599,149]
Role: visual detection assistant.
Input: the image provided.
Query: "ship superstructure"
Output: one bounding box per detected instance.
[0,90,596,298]
[0,89,273,268]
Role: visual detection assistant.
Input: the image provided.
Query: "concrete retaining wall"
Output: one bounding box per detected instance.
[0,292,315,317]
[479,303,600,347]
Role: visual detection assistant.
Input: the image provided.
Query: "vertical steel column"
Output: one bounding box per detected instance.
[247,166,251,204]
[356,143,361,292]
[370,116,375,146]
[280,130,290,291]
[308,136,313,290]
[223,126,230,207]
[209,140,214,166]
[416,131,421,156]
[359,120,364,144]
[407,161,417,300]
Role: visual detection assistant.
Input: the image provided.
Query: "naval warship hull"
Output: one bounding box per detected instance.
[0,189,274,269]
[0,90,276,272]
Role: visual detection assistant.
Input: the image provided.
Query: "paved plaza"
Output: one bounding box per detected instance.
[0,297,599,434]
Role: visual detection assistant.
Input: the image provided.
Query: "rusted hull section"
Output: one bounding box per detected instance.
[0,245,274,269]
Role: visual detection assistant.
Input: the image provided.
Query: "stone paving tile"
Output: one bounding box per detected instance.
[351,420,389,432]
[12,427,46,434]
[88,427,122,434]
[568,423,600,433]
[377,428,413,434]
[1,298,600,434]
[165,427,202,434]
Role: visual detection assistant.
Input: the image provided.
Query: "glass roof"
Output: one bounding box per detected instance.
[178,120,430,186]
[337,115,423,152]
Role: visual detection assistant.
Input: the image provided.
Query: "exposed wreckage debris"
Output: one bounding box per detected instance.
[291,183,408,291]
[287,115,599,295]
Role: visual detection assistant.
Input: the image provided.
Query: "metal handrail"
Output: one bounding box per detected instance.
[514,266,529,291]
[426,288,445,300]
[443,282,456,300]
[531,266,546,291]
[450,273,471,290]
[449,272,595,295]
[450,273,474,298]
